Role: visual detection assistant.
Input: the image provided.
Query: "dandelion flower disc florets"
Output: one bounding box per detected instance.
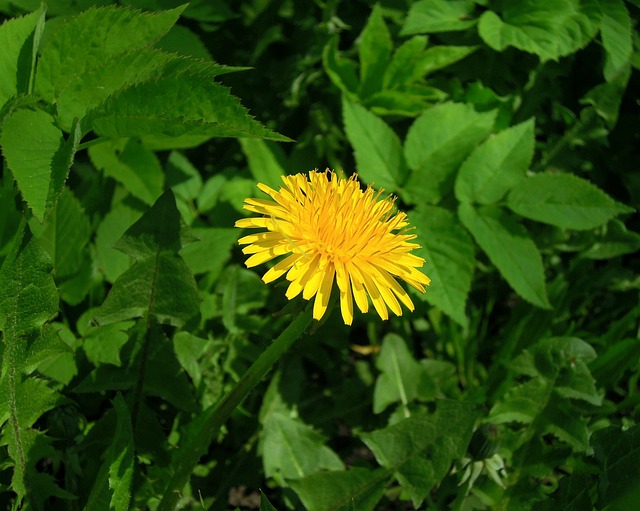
[235,169,431,325]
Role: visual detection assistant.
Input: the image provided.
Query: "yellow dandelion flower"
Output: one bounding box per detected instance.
[234,169,431,325]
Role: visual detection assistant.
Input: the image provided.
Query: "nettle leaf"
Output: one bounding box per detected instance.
[89,138,164,206]
[35,4,185,103]
[289,467,390,511]
[599,0,632,81]
[261,413,344,480]
[358,4,392,98]
[489,336,601,452]
[401,0,477,35]
[412,206,475,327]
[459,203,551,309]
[0,5,45,108]
[477,0,600,62]
[85,394,134,511]
[360,400,481,507]
[0,108,62,221]
[94,190,200,327]
[0,223,67,506]
[404,102,496,204]
[373,334,436,414]
[342,96,407,192]
[593,424,640,510]
[506,172,633,230]
[455,118,535,204]
[86,70,288,142]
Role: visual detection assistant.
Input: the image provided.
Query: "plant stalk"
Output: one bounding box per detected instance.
[157,310,312,511]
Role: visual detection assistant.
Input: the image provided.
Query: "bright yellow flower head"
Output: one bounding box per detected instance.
[235,169,430,325]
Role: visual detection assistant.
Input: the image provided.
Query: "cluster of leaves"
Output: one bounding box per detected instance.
[0,0,639,510]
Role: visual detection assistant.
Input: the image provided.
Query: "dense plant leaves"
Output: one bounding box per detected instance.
[403,102,496,204]
[358,4,392,99]
[593,424,640,510]
[289,467,390,511]
[0,6,44,108]
[0,108,64,221]
[86,71,288,142]
[477,0,600,62]
[412,205,475,327]
[240,138,287,189]
[599,0,633,81]
[85,394,134,511]
[373,334,436,414]
[360,400,481,507]
[180,227,238,277]
[94,191,200,326]
[455,118,534,204]
[82,321,135,367]
[0,223,67,507]
[342,96,407,192]
[261,413,343,480]
[458,203,551,309]
[322,36,359,97]
[35,5,184,103]
[401,0,477,35]
[507,173,633,230]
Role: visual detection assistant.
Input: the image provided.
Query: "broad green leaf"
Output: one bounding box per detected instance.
[89,139,164,206]
[94,191,200,327]
[412,206,475,327]
[260,491,279,511]
[358,4,392,98]
[404,102,496,204]
[83,321,135,367]
[383,36,429,90]
[589,338,640,388]
[360,400,481,507]
[365,87,448,117]
[240,138,287,189]
[401,0,476,35]
[219,265,269,334]
[323,36,359,97]
[593,424,640,511]
[157,24,212,60]
[86,72,289,142]
[0,178,21,262]
[85,394,134,511]
[477,1,600,62]
[35,5,185,102]
[166,150,203,201]
[458,203,550,308]
[455,118,535,204]
[180,227,238,276]
[289,467,390,511]
[342,96,406,192]
[416,45,478,78]
[0,6,45,108]
[506,173,633,230]
[373,333,436,414]
[0,108,64,221]
[262,413,343,480]
[29,188,90,280]
[599,0,632,81]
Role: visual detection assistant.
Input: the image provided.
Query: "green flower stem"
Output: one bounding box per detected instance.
[157,310,312,511]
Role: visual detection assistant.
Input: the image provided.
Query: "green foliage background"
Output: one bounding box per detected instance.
[0,0,639,510]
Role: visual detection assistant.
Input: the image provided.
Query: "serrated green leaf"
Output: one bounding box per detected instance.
[262,413,343,480]
[89,138,164,206]
[358,4,392,98]
[342,96,406,192]
[0,6,45,108]
[360,400,481,507]
[404,102,496,204]
[35,4,185,103]
[289,467,390,511]
[94,191,200,326]
[383,36,428,90]
[593,424,640,510]
[416,45,478,77]
[412,206,474,327]
[240,138,287,189]
[1,108,64,221]
[458,203,550,308]
[86,72,289,142]
[477,1,600,62]
[373,334,436,414]
[506,173,633,230]
[599,0,632,81]
[455,118,534,204]
[401,0,476,35]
